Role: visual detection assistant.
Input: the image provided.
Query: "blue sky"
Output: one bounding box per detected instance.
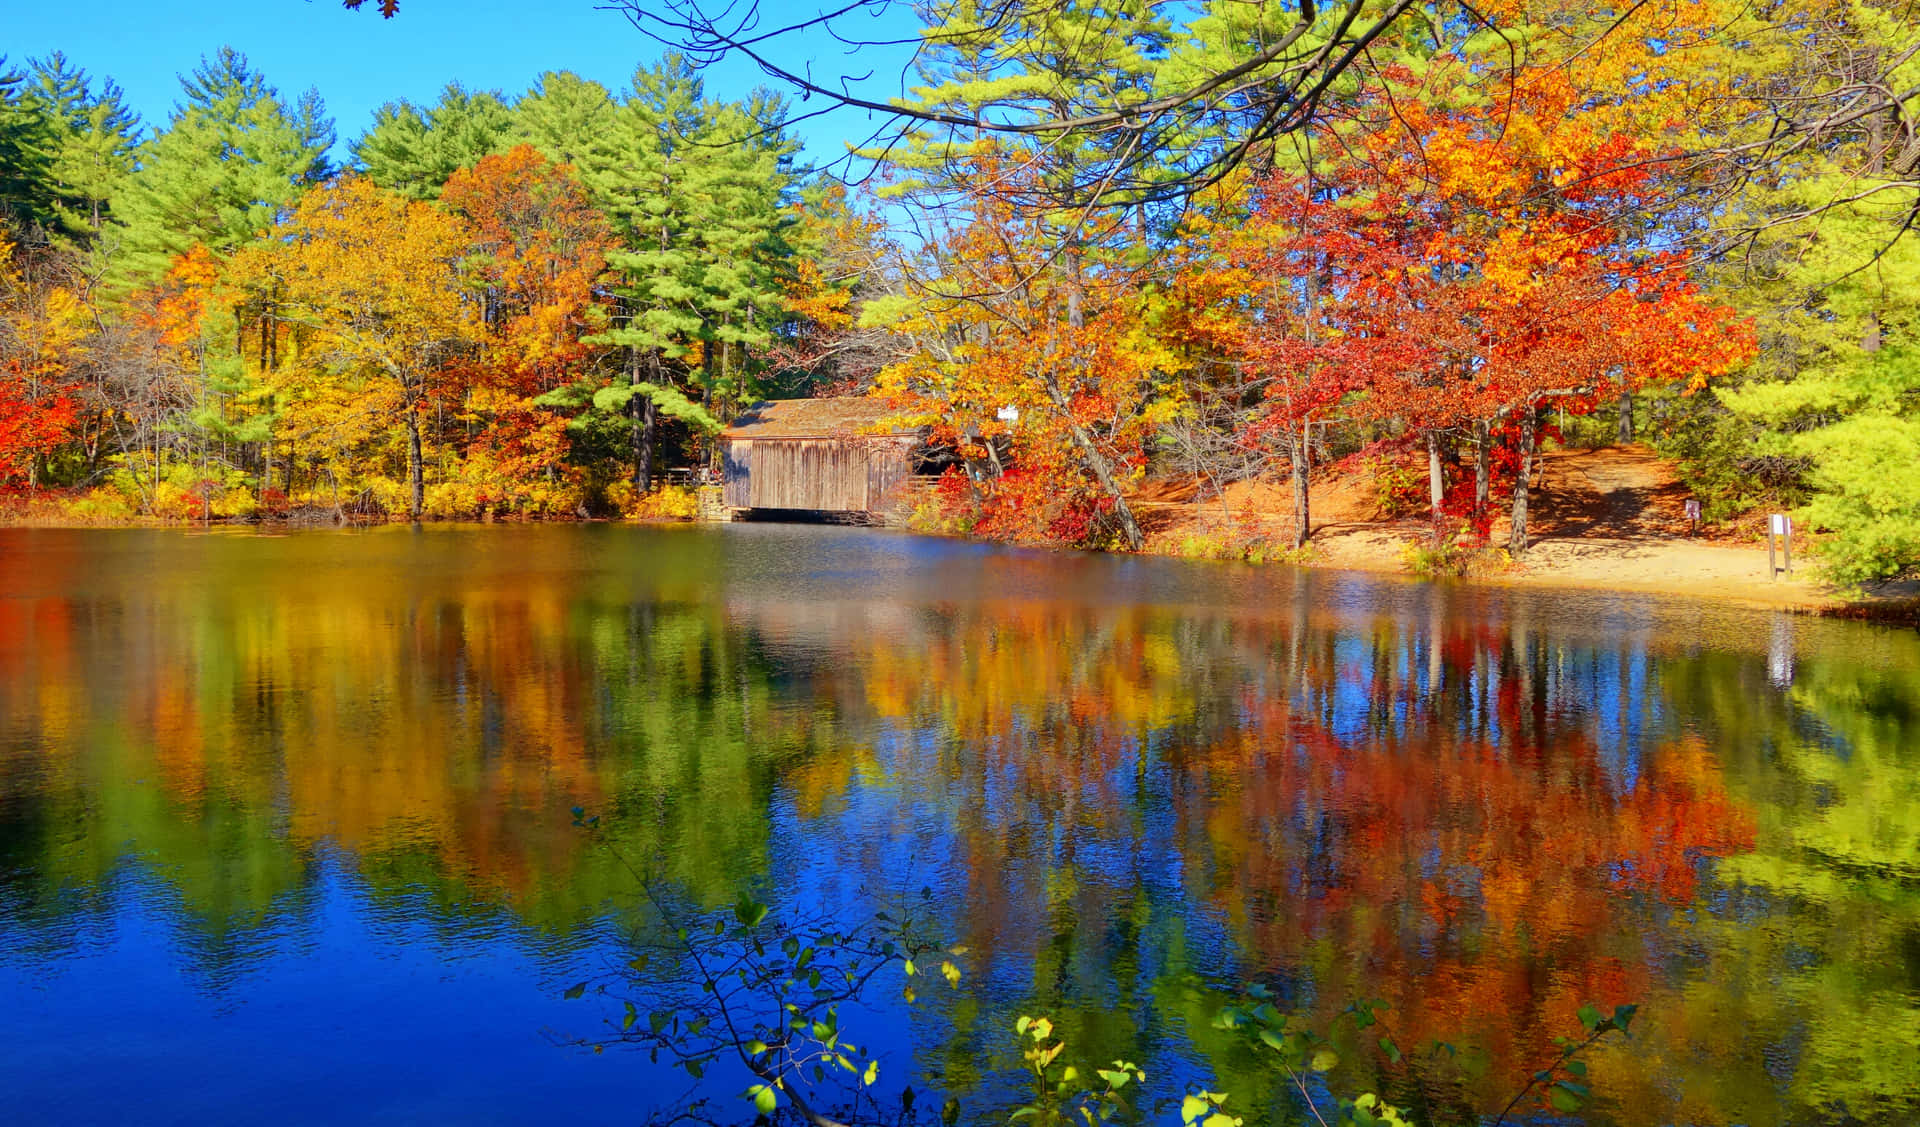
[5,0,923,170]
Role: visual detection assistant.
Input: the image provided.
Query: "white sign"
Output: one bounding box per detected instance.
[1769,513,1791,536]
[996,405,1020,423]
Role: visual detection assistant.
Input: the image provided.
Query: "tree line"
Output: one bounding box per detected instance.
[4,0,1919,583]
[0,48,866,520]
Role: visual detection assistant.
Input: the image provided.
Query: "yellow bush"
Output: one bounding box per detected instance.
[62,488,137,522]
[621,483,699,521]
[213,486,259,519]
[423,480,485,519]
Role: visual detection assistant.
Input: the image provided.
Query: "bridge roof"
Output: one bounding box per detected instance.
[723,398,921,440]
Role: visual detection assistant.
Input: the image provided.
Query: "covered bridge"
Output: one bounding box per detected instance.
[720,398,925,518]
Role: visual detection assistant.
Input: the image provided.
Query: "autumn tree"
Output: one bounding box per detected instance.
[871,157,1177,550]
[0,226,88,486]
[439,145,615,512]
[232,176,480,519]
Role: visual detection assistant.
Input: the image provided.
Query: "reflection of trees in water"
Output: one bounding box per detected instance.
[1,537,1916,1124]
[1646,622,1920,1127]
[0,565,836,981]
[823,600,1915,1126]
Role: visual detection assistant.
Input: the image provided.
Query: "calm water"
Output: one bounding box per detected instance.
[0,525,1915,1126]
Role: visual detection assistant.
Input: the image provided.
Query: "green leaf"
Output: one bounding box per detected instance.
[1612,1003,1637,1032]
[1550,1085,1583,1113]
[863,1059,880,1086]
[1182,1095,1211,1124]
[734,896,768,928]
[621,1002,637,1031]
[1379,1037,1402,1064]
[1310,1048,1339,1072]
[562,982,586,1000]
[747,1083,777,1115]
[1577,1004,1601,1032]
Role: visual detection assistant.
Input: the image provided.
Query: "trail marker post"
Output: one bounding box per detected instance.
[1767,513,1793,579]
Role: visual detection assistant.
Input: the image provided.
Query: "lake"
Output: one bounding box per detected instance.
[1,524,1914,1125]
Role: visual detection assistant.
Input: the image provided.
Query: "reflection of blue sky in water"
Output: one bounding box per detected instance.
[1,854,659,1125]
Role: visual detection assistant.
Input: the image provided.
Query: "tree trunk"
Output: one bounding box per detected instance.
[1427,430,1446,544]
[637,395,657,493]
[630,347,652,492]
[406,409,424,520]
[1473,419,1490,514]
[1041,371,1143,551]
[1510,404,1538,555]
[1616,389,1633,443]
[1290,420,1311,549]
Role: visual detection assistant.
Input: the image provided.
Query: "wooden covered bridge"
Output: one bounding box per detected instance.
[720,398,925,520]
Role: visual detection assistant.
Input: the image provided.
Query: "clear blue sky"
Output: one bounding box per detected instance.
[5,0,922,171]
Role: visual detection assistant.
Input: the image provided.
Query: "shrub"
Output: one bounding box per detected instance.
[1363,454,1427,518]
[623,483,699,521]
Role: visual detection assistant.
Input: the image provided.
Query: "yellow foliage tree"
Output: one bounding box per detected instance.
[232,177,481,518]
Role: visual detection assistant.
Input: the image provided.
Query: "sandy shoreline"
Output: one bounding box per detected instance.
[1298,522,1917,616]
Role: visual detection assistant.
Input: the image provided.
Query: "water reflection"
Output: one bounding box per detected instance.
[0,525,1915,1125]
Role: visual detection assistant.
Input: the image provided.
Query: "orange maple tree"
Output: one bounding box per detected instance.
[440,146,616,510]
[1211,57,1753,551]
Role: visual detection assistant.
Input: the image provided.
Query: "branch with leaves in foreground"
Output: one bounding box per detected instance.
[558,808,1642,1127]
[557,807,967,1127]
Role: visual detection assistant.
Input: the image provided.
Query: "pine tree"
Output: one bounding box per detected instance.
[111,47,333,285]
[567,57,799,490]
[512,71,613,168]
[24,52,142,239]
[574,56,722,490]
[0,58,61,233]
[352,83,513,199]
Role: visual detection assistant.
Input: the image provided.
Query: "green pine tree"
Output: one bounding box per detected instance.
[24,52,142,240]
[559,57,800,490]
[572,56,724,490]
[512,71,614,168]
[0,56,62,233]
[110,46,333,286]
[352,82,513,199]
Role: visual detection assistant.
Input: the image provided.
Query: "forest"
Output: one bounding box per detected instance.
[1,0,1917,583]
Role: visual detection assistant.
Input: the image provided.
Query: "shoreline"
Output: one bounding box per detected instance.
[7,510,1916,623]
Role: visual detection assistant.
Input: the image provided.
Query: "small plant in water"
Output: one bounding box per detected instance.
[1007,1014,1144,1126]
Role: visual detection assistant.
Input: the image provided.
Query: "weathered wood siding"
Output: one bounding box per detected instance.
[723,440,754,508]
[722,436,916,513]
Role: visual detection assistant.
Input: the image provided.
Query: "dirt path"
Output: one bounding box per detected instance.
[1530,445,1695,540]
